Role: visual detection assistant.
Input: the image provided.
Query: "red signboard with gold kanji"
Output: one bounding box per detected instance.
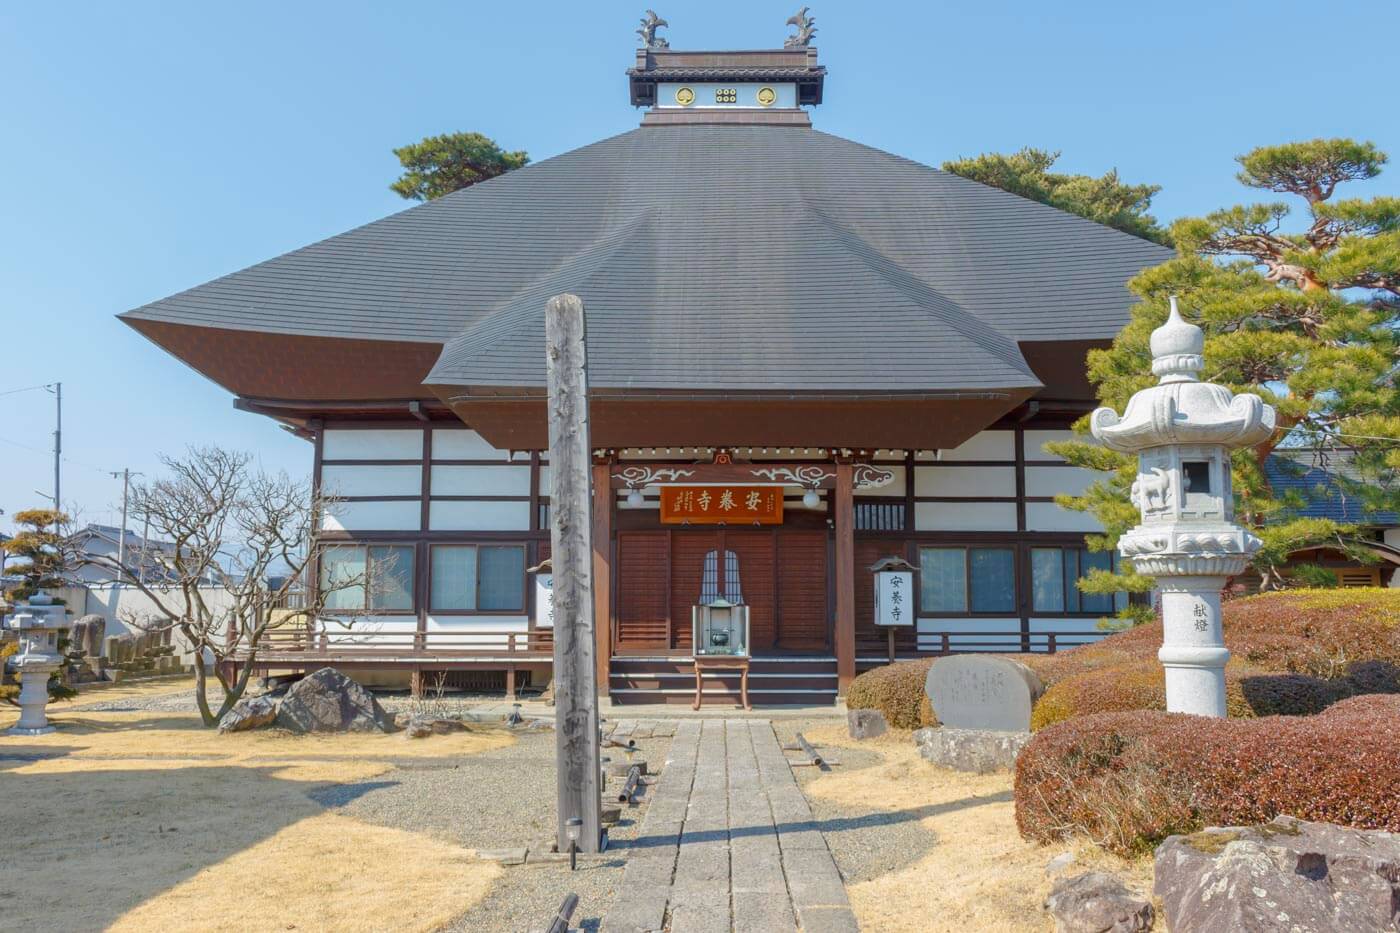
[658,486,783,524]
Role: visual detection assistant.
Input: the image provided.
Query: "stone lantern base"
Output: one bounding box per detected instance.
[7,667,59,735]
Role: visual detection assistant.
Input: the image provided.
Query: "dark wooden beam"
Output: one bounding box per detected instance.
[834,462,856,694]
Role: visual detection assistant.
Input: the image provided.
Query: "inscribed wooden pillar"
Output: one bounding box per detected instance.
[544,293,604,854]
[834,462,856,693]
[592,462,613,696]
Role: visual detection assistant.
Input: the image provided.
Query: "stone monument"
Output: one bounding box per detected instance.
[4,594,70,735]
[917,655,1045,772]
[925,655,1044,732]
[1090,296,1275,717]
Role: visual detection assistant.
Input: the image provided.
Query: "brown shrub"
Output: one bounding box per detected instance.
[1014,694,1400,855]
[1025,589,1400,727]
[846,658,937,729]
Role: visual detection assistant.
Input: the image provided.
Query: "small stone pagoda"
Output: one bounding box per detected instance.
[1091,297,1276,717]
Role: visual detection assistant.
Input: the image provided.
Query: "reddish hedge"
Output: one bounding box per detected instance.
[1014,694,1400,855]
[846,658,937,729]
[1027,589,1400,727]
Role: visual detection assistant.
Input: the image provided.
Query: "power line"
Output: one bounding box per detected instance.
[0,383,51,399]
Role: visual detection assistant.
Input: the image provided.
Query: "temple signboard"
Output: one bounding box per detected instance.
[659,485,783,524]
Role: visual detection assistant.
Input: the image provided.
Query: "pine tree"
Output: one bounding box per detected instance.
[390,132,529,201]
[1,508,78,700]
[943,147,1168,244]
[1054,138,1400,617]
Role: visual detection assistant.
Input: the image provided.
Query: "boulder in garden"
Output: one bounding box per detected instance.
[218,694,279,733]
[273,667,394,733]
[1044,871,1153,933]
[1154,816,1400,932]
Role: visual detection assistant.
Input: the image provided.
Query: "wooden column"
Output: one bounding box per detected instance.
[592,462,613,697]
[834,462,856,694]
[544,293,604,854]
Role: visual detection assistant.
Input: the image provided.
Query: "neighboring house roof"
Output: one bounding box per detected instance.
[119,125,1172,396]
[73,523,175,552]
[1266,453,1399,526]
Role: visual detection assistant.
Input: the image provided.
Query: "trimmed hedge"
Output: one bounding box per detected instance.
[1015,694,1400,856]
[845,658,937,729]
[849,590,1400,731]
[1028,589,1400,728]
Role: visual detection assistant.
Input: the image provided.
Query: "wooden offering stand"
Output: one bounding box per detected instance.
[692,655,752,711]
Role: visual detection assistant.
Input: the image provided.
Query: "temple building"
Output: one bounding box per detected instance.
[120,24,1175,705]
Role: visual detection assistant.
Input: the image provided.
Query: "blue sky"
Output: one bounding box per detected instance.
[2,0,1398,534]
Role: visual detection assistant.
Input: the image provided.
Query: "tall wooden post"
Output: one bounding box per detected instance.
[544,293,604,854]
[834,462,856,693]
[591,463,613,696]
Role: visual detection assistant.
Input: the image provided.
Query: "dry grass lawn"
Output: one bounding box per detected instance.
[0,680,511,932]
[800,723,1152,933]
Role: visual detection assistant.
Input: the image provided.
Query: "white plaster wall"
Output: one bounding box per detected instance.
[424,615,529,648]
[430,464,531,497]
[1024,466,1098,498]
[68,584,235,661]
[1024,429,1082,461]
[916,617,1022,651]
[322,429,422,460]
[432,429,521,460]
[1029,618,1110,649]
[914,466,1015,497]
[914,502,1018,531]
[320,464,422,497]
[322,500,422,532]
[319,615,417,646]
[429,500,532,531]
[1025,502,1103,532]
[924,432,1014,462]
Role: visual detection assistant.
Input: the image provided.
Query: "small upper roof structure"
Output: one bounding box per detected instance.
[119,18,1173,450]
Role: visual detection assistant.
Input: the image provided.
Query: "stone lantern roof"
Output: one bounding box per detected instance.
[1090,297,1276,452]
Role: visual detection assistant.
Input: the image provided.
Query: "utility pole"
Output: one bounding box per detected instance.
[543,293,604,855]
[49,382,61,511]
[110,468,138,582]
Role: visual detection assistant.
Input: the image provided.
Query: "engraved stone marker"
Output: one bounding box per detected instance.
[925,655,1045,733]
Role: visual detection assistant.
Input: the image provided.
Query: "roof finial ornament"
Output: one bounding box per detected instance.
[1150,295,1206,384]
[784,6,817,48]
[636,10,669,49]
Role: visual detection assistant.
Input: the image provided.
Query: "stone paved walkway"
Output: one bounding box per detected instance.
[604,720,856,933]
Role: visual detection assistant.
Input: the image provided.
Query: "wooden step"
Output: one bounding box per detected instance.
[608,655,838,706]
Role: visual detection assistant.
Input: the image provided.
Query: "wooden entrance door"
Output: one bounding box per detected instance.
[615,528,829,654]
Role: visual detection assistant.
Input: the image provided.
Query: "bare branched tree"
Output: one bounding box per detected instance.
[84,446,380,727]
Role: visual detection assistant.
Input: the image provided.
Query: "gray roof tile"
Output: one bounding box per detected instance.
[121,125,1174,393]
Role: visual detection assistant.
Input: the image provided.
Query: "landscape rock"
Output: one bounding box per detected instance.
[403,716,468,738]
[847,708,888,740]
[913,726,1030,773]
[1045,851,1077,877]
[1155,816,1400,932]
[273,667,394,733]
[1045,872,1153,933]
[925,655,1044,732]
[217,694,279,733]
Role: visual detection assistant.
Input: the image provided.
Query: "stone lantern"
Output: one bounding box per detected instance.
[4,594,69,735]
[1090,297,1276,717]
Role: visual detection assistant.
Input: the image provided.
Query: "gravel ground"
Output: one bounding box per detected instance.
[72,688,210,713]
[774,719,938,885]
[318,727,672,933]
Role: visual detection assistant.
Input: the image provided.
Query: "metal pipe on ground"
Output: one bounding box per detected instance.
[795,732,823,767]
[545,893,579,933]
[617,764,642,803]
